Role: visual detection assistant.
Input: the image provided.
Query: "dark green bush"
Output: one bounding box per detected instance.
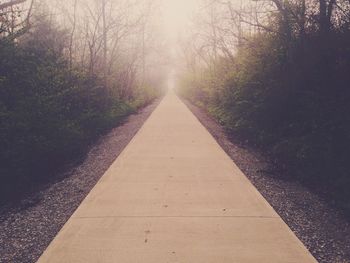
[0,37,138,202]
[179,26,350,215]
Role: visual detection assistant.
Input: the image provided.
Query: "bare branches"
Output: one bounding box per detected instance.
[25,0,34,25]
[0,0,26,10]
[0,0,35,39]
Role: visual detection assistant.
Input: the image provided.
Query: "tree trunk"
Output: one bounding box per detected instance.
[102,0,108,86]
[319,0,336,36]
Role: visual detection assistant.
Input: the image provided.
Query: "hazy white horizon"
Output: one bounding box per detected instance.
[161,0,198,41]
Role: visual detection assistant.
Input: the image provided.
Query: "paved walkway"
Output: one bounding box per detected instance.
[38,91,317,262]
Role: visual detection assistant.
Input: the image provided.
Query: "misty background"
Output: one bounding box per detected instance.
[1,0,350,222]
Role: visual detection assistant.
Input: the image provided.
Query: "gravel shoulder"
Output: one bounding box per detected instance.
[1,96,349,263]
[0,99,160,263]
[183,99,350,263]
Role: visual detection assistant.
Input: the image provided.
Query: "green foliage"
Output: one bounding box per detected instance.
[0,25,157,203]
[179,24,350,215]
[130,84,162,109]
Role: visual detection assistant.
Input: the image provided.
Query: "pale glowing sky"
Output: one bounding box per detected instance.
[161,0,198,40]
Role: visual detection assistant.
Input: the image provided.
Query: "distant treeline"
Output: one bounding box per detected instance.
[0,0,164,203]
[178,0,350,215]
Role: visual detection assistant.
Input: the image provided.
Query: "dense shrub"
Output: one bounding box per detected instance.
[0,30,158,203]
[179,23,350,215]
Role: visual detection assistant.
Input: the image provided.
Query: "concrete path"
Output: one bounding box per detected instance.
[38,91,317,263]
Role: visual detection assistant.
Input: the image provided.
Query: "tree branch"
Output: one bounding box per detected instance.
[0,0,27,10]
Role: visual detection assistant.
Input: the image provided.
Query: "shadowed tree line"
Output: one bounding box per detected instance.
[0,0,165,203]
[178,0,350,216]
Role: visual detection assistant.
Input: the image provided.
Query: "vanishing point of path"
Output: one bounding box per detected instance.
[38,91,317,262]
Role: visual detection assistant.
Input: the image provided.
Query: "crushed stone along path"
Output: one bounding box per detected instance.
[38,91,317,263]
[0,100,160,263]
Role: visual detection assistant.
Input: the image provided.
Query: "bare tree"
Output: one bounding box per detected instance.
[0,0,34,39]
